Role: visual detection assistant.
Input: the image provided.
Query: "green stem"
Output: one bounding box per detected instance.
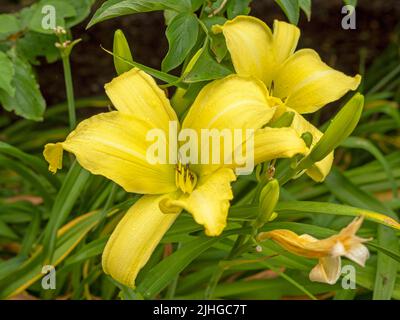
[61,55,76,130]
[197,18,209,37]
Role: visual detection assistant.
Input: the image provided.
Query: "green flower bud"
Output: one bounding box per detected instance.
[297,93,364,172]
[255,179,280,229]
[309,93,364,162]
[113,29,134,75]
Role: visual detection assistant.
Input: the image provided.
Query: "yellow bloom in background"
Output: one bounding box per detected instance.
[258,217,371,284]
[214,16,362,181]
[43,68,307,287]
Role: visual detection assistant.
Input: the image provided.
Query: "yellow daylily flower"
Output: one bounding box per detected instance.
[44,68,307,287]
[258,217,371,284]
[214,16,362,181]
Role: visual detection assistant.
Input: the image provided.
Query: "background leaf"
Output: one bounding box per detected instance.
[16,32,60,64]
[183,47,232,83]
[299,0,311,21]
[226,0,252,19]
[341,136,398,198]
[87,0,192,28]
[65,0,96,27]
[0,52,46,121]
[275,0,300,25]
[0,14,21,40]
[0,51,15,97]
[162,13,199,72]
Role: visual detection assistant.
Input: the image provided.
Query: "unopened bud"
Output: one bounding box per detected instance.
[255,179,280,229]
[309,93,364,163]
[54,26,66,36]
[113,29,134,75]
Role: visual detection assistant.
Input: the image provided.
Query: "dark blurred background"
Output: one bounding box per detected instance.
[1,0,399,105]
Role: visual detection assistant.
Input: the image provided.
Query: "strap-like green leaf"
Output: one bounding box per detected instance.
[87,0,192,28]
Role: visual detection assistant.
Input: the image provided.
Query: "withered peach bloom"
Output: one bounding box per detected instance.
[258,217,371,284]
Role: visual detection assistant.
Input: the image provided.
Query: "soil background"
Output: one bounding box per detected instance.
[1,0,399,106]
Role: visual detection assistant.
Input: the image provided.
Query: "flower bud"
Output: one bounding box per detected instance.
[308,93,364,163]
[113,29,134,75]
[255,179,280,229]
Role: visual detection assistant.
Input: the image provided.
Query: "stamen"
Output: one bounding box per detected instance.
[175,161,197,194]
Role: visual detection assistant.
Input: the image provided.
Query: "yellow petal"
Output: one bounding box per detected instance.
[305,156,333,182]
[309,257,342,285]
[44,111,176,194]
[274,49,361,113]
[183,75,273,131]
[43,143,63,173]
[272,20,300,65]
[289,109,334,182]
[165,168,236,236]
[102,194,181,287]
[105,68,178,131]
[253,127,307,164]
[182,75,274,175]
[213,16,275,86]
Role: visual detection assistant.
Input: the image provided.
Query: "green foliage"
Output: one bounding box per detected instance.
[0,52,15,97]
[299,0,311,21]
[0,14,20,40]
[0,0,94,120]
[275,0,314,24]
[275,0,300,25]
[226,0,252,19]
[16,32,60,64]
[162,13,199,72]
[0,51,45,121]
[87,0,192,28]
[183,46,232,83]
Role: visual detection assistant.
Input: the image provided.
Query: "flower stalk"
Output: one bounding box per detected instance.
[55,27,81,130]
